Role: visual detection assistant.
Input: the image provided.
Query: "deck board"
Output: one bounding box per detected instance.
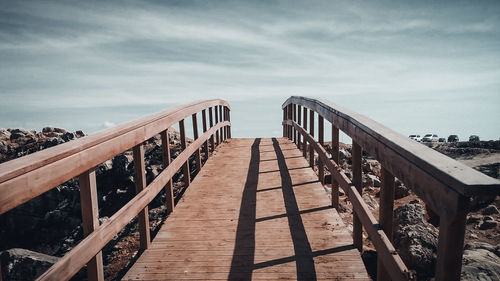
[122,138,370,280]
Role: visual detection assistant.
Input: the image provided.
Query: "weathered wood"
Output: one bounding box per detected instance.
[352,141,362,252]
[378,166,395,281]
[226,107,231,139]
[133,144,151,251]
[78,169,104,281]
[282,108,286,137]
[302,107,308,158]
[209,107,215,152]
[287,104,293,140]
[286,120,411,280]
[192,114,202,173]
[331,124,340,209]
[309,110,315,168]
[0,99,230,215]
[123,138,370,281]
[297,105,302,149]
[160,130,174,214]
[201,109,209,161]
[318,115,324,185]
[214,106,220,145]
[435,211,467,281]
[179,120,190,187]
[36,122,229,281]
[292,104,297,144]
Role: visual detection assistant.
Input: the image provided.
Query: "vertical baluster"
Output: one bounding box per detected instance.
[309,110,315,168]
[302,107,308,158]
[377,167,395,280]
[219,105,224,142]
[318,115,324,184]
[133,144,151,251]
[192,113,202,172]
[202,109,209,161]
[227,106,232,139]
[179,120,191,187]
[288,104,293,140]
[283,107,287,138]
[292,104,296,144]
[209,107,215,152]
[79,169,104,281]
[352,141,363,251]
[435,211,467,281]
[331,125,340,209]
[297,105,302,149]
[215,106,220,145]
[160,129,174,214]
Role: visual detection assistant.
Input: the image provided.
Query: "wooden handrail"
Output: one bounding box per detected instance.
[282,96,500,281]
[0,99,230,215]
[0,100,231,281]
[36,121,229,281]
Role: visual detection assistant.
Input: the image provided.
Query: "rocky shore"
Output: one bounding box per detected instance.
[0,128,499,280]
[0,127,197,280]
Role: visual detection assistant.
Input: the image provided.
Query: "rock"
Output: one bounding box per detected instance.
[60,132,75,142]
[42,127,54,133]
[112,154,132,177]
[467,214,482,224]
[394,179,410,199]
[362,193,379,210]
[41,137,64,149]
[53,128,66,134]
[462,242,500,280]
[367,174,380,187]
[483,205,499,215]
[0,128,11,140]
[75,130,85,138]
[479,220,498,230]
[393,204,438,279]
[339,149,351,161]
[470,195,496,211]
[337,203,351,213]
[0,248,59,281]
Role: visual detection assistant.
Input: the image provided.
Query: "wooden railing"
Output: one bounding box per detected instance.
[0,100,231,281]
[282,96,500,281]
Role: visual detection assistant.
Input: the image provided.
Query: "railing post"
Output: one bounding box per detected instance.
[283,107,287,138]
[352,141,363,251]
[227,106,231,139]
[309,110,315,168]
[179,120,191,187]
[287,104,293,140]
[214,106,220,145]
[78,169,104,281]
[209,107,215,152]
[292,104,297,144]
[192,113,202,173]
[318,115,324,185]
[219,105,224,142]
[302,107,308,158]
[132,144,151,251]
[435,210,467,281]
[160,129,174,214]
[202,109,209,161]
[377,166,395,281]
[297,105,302,149]
[331,125,340,209]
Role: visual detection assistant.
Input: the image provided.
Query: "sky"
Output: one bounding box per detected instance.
[1,0,499,140]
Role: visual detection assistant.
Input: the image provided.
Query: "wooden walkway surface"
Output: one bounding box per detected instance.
[123,138,370,280]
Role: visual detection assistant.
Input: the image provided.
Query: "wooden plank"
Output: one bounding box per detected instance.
[214,106,220,145]
[283,108,286,137]
[302,107,308,158]
[36,122,229,281]
[435,212,467,281]
[352,141,362,252]
[202,109,209,161]
[192,114,202,172]
[123,138,369,281]
[179,119,191,187]
[0,99,230,215]
[378,166,395,281]
[219,105,224,141]
[226,107,231,139]
[331,124,340,209]
[209,107,215,152]
[78,170,104,281]
[133,144,151,251]
[318,115,324,185]
[309,109,315,168]
[160,129,174,214]
[297,105,302,149]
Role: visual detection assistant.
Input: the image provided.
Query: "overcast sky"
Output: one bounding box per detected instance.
[1,1,499,138]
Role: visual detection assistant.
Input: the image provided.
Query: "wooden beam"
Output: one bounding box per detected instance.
[78,169,104,281]
[302,107,308,158]
[352,141,362,252]
[219,105,224,141]
[214,106,220,145]
[378,166,395,281]
[36,122,229,281]
[292,104,297,144]
[208,107,215,152]
[192,114,202,173]
[318,115,324,185]
[201,109,208,161]
[133,144,151,251]
[283,108,286,137]
[309,110,315,168]
[297,105,302,149]
[179,120,190,187]
[160,129,174,214]
[331,124,340,209]
[435,211,467,281]
[226,107,231,139]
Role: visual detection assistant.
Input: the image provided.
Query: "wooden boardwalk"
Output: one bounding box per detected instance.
[123,138,370,280]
